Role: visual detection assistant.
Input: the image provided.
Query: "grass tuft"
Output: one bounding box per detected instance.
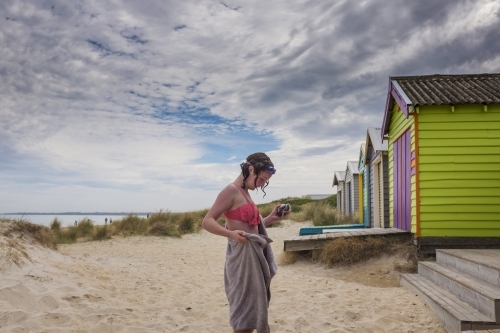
[50,218,61,230]
[3,221,57,250]
[93,225,111,241]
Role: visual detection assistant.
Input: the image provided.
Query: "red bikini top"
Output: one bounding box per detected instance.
[223,184,261,226]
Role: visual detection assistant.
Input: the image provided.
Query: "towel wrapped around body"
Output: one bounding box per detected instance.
[224,218,277,333]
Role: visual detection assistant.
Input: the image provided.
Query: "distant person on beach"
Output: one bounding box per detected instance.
[109,218,112,224]
[202,152,289,333]
[74,220,77,226]
[105,218,108,225]
[147,214,149,218]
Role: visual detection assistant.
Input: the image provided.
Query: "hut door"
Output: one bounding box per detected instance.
[338,190,342,213]
[346,182,351,214]
[393,129,411,231]
[378,161,384,228]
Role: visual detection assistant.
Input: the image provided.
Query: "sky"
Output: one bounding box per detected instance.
[1,0,500,213]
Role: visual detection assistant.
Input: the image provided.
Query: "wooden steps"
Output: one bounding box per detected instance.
[401,249,500,332]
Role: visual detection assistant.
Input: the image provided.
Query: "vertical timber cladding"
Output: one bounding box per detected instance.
[417,104,500,237]
[363,165,370,226]
[394,130,411,231]
[388,104,416,231]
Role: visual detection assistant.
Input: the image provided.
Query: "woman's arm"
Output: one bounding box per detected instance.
[262,204,290,227]
[202,185,247,242]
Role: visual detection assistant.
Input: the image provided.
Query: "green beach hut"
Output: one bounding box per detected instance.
[381,73,500,252]
[358,144,370,226]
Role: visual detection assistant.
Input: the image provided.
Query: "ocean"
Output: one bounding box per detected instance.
[1,214,149,227]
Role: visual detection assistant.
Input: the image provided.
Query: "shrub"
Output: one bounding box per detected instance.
[76,218,95,238]
[148,222,179,237]
[55,227,78,244]
[113,214,148,236]
[4,221,57,250]
[93,225,111,241]
[312,204,338,226]
[147,210,173,227]
[178,214,196,234]
[50,218,61,230]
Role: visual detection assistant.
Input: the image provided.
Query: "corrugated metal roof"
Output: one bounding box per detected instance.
[367,128,387,152]
[391,73,500,106]
[347,161,359,174]
[332,171,345,186]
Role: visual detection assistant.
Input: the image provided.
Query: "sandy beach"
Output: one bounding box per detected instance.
[0,220,446,332]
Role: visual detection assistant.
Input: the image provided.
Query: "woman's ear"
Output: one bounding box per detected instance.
[249,165,255,175]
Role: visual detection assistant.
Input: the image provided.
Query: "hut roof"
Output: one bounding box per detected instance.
[392,73,500,106]
[382,73,500,136]
[347,161,359,175]
[332,171,345,186]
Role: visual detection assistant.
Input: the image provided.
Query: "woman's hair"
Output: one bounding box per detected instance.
[240,152,274,196]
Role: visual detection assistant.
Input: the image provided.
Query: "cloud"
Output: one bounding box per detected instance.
[1,0,499,212]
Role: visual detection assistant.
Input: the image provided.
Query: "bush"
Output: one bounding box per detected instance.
[113,214,148,235]
[4,221,57,250]
[55,227,78,244]
[50,218,61,230]
[178,214,196,234]
[148,222,179,237]
[76,218,95,238]
[93,225,111,241]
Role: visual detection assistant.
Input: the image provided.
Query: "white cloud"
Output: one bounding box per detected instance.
[1,0,499,212]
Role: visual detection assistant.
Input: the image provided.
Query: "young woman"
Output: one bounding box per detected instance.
[202,152,290,333]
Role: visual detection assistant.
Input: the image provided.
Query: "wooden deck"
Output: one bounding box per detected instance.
[283,227,411,251]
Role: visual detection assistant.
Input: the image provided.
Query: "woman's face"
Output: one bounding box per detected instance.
[247,167,273,189]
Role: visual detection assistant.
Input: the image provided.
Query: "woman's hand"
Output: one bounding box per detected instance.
[264,203,291,226]
[229,230,247,243]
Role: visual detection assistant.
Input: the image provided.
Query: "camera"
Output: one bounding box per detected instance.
[277,203,291,217]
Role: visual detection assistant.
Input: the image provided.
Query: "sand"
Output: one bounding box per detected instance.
[0,220,447,332]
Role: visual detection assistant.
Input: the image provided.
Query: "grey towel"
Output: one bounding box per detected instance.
[224,218,277,333]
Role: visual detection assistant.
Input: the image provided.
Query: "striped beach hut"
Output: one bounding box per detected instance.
[381,73,500,252]
[332,171,346,213]
[358,144,370,227]
[364,128,389,228]
[345,161,361,221]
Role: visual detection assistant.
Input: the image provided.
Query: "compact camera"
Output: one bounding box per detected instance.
[277,203,291,217]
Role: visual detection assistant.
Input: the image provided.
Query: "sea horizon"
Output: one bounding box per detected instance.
[1,213,150,227]
[1,212,151,215]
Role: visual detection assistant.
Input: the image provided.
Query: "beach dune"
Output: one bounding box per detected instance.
[0,220,446,332]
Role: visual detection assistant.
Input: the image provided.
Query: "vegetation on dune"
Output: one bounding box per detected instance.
[280,234,431,273]
[1,194,339,247]
[257,194,343,227]
[3,219,58,250]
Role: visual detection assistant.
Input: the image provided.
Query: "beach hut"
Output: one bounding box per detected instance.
[358,144,370,227]
[364,128,389,228]
[345,161,361,222]
[381,73,500,251]
[332,171,345,213]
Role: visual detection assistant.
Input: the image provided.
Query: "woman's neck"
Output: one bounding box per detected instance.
[233,174,251,191]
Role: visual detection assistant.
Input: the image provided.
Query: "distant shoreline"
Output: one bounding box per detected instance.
[1,213,150,216]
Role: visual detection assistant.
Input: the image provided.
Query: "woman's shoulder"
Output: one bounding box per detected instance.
[218,183,240,197]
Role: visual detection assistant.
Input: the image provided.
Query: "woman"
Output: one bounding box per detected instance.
[202,152,289,333]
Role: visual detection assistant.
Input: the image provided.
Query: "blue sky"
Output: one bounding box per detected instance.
[1,0,500,213]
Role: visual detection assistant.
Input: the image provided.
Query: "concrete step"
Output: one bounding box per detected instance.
[436,249,500,287]
[418,261,500,322]
[400,274,500,332]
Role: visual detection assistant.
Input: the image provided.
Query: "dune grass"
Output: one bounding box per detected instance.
[279,234,430,273]
[1,194,339,247]
[2,218,58,250]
